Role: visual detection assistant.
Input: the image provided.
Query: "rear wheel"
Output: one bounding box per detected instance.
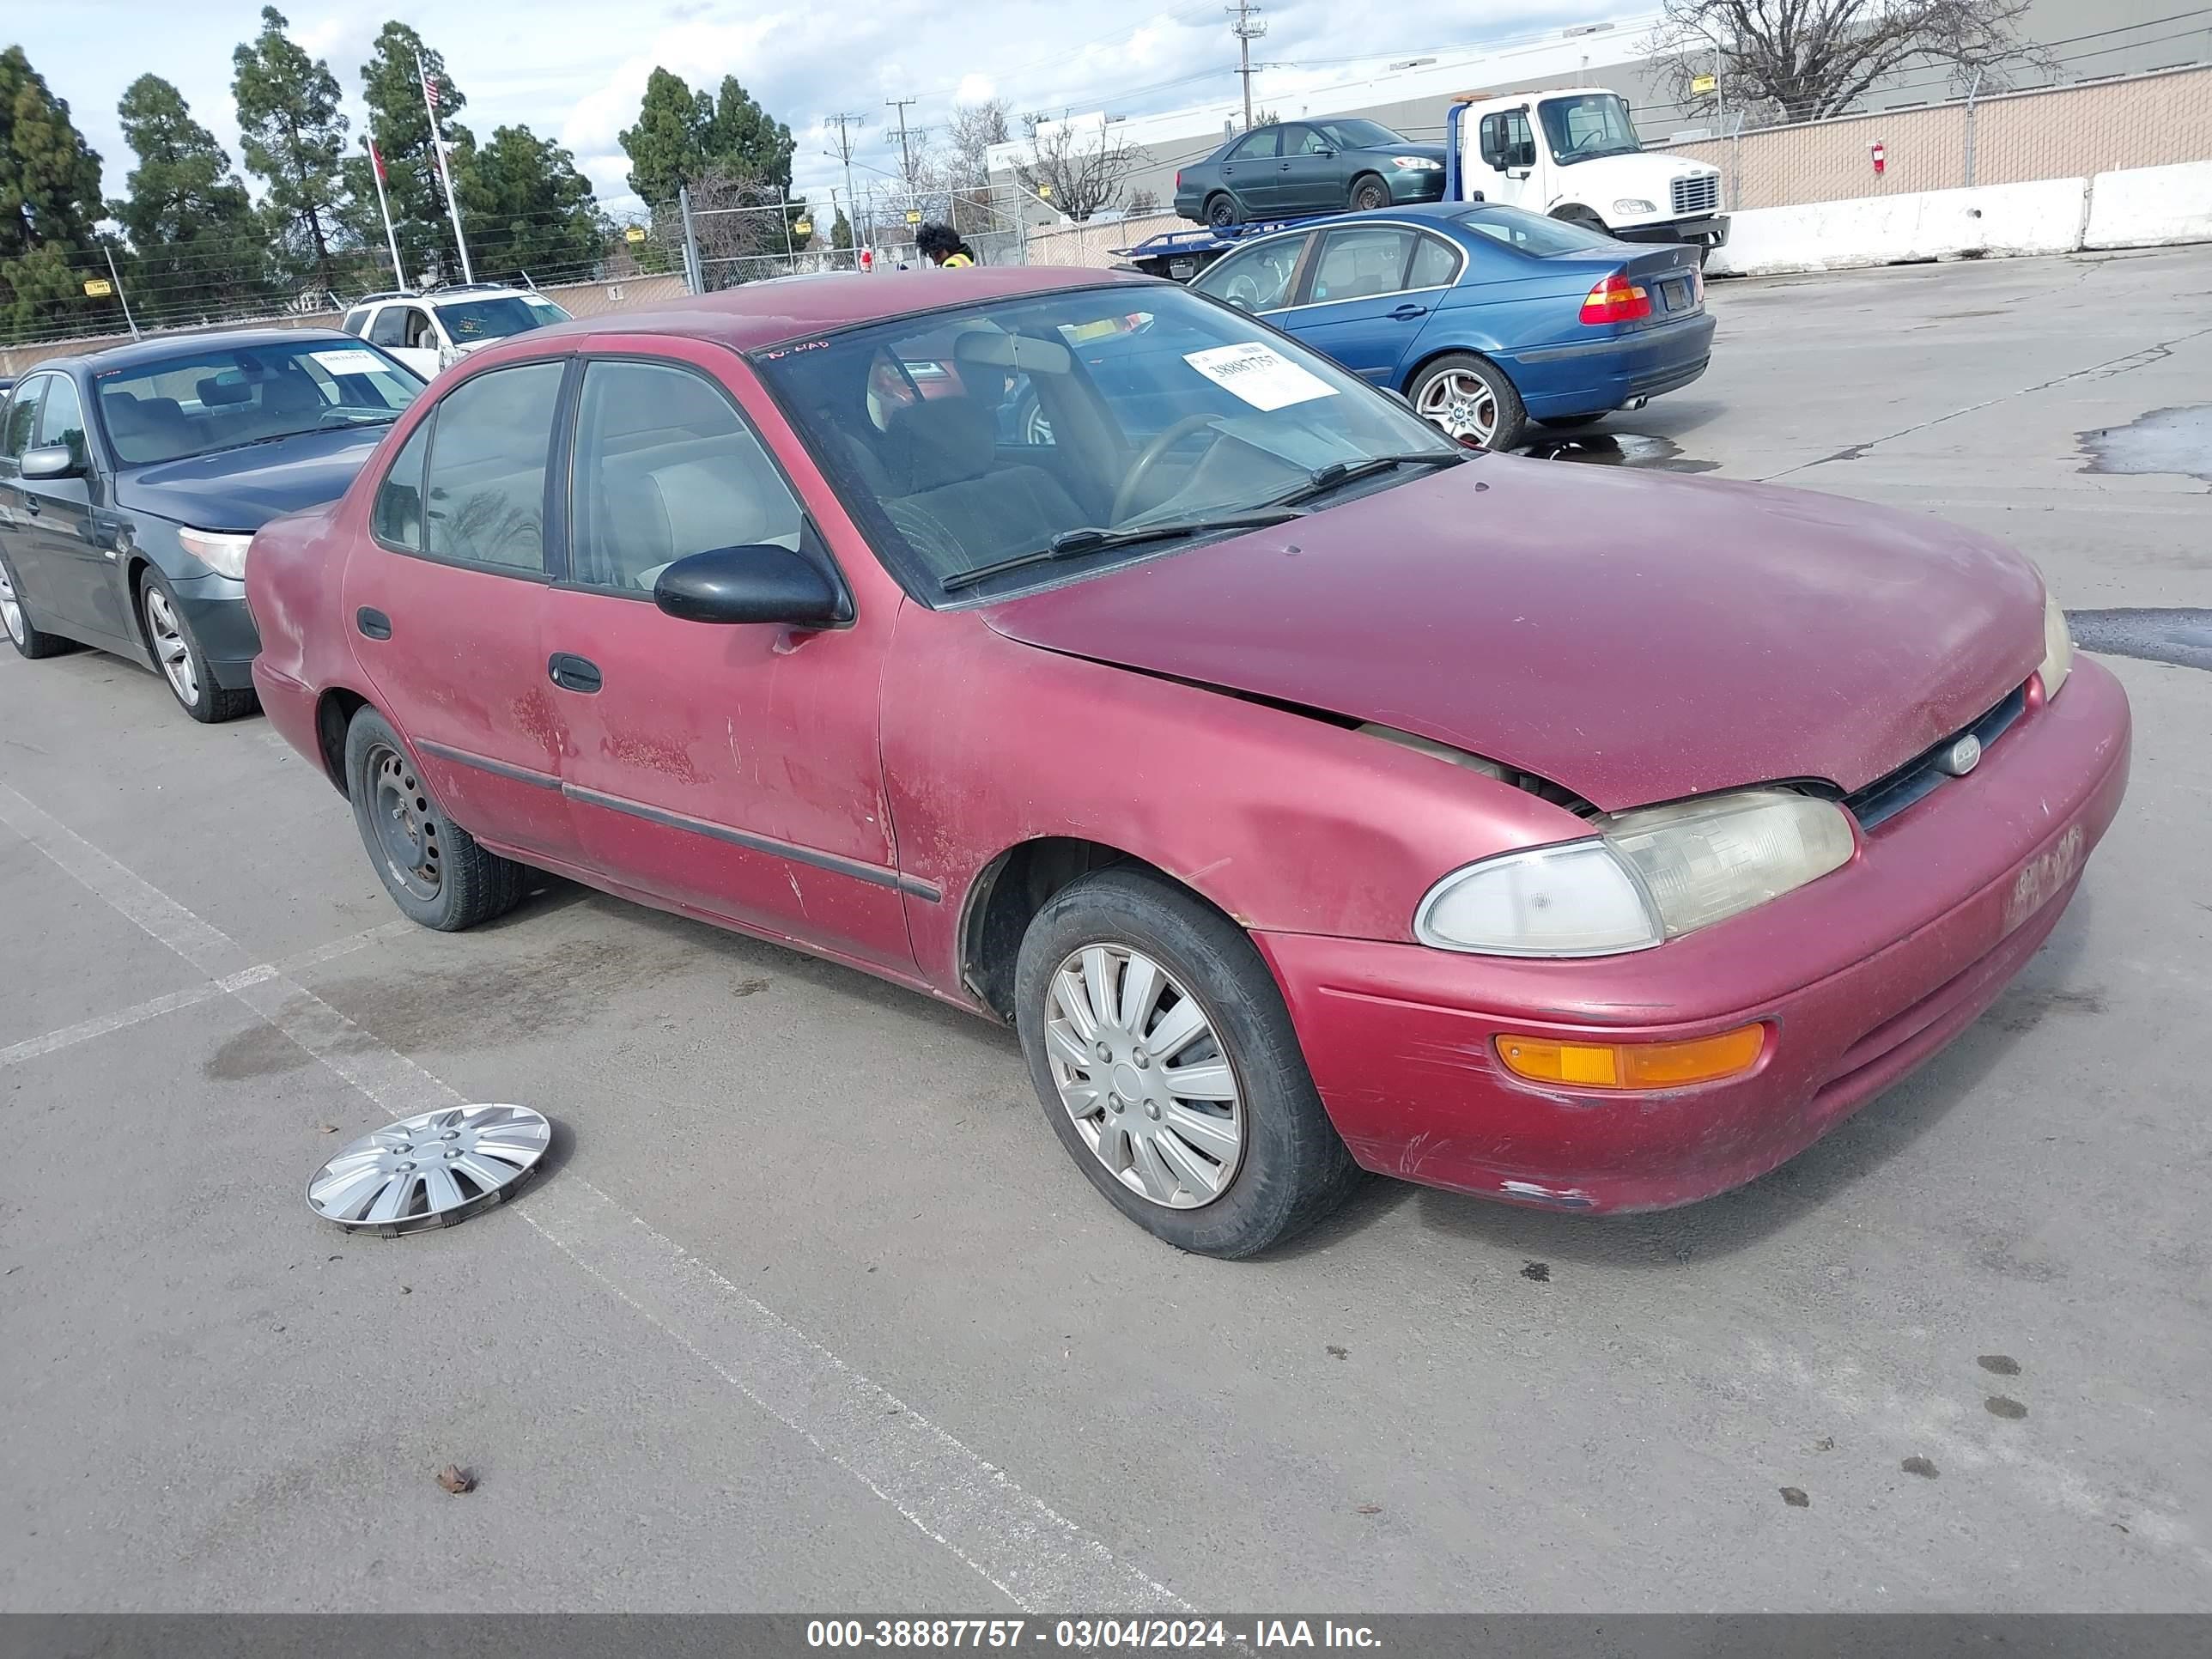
[138,568,255,722]
[1349,173,1390,213]
[343,707,527,932]
[1014,867,1363,1258]
[0,550,72,660]
[1408,352,1528,451]
[1205,192,1242,229]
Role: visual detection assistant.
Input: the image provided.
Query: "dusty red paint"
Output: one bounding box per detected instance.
[248,269,2133,1213]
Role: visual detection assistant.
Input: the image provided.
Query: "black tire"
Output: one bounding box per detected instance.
[1205,192,1241,229]
[1406,351,1528,452]
[343,706,527,932]
[1349,173,1390,213]
[0,548,74,660]
[1014,867,1363,1258]
[1551,204,1609,234]
[137,567,256,722]
[1537,413,1609,431]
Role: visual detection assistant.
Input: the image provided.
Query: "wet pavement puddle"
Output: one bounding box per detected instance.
[2077,405,2212,484]
[2066,609,2212,673]
[1522,432,1719,472]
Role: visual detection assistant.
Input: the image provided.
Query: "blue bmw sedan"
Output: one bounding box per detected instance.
[1185,202,1713,450]
[0,329,422,721]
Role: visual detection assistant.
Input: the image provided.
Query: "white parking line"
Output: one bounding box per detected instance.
[0,779,1189,1613]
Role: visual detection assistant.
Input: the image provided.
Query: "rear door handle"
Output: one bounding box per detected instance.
[1390,304,1430,320]
[549,652,602,694]
[356,607,392,640]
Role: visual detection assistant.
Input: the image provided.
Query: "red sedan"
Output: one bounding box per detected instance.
[247,267,2130,1257]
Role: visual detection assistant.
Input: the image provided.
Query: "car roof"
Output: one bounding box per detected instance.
[31,326,359,379]
[524,265,1156,355]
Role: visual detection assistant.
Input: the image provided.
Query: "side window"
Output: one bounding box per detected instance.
[570,361,804,593]
[372,418,433,550]
[1408,234,1461,289]
[1192,236,1306,313]
[33,376,88,468]
[421,361,564,573]
[1506,112,1536,167]
[339,310,369,337]
[1288,126,1333,156]
[405,308,440,350]
[1230,128,1280,161]
[1310,226,1416,302]
[2,378,47,461]
[1478,114,1503,167]
[366,307,408,348]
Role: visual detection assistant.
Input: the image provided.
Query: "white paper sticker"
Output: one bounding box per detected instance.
[309,349,388,377]
[1182,342,1338,411]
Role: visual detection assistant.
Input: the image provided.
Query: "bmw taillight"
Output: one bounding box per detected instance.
[1580,271,1652,325]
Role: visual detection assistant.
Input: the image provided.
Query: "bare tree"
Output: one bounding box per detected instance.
[1655,0,2046,124]
[945,97,1012,185]
[686,170,807,286]
[1014,113,1139,222]
[1126,187,1161,215]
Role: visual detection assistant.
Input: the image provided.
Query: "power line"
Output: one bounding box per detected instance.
[884,96,923,191]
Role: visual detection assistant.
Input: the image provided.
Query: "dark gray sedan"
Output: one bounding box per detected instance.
[0,329,421,721]
[1172,118,1448,228]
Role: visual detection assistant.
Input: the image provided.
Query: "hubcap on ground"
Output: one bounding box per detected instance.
[143,587,198,704]
[0,567,22,646]
[1044,944,1244,1209]
[369,743,442,901]
[307,1103,550,1234]
[1416,370,1499,446]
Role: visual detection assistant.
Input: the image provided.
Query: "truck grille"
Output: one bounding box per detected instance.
[1672,173,1720,216]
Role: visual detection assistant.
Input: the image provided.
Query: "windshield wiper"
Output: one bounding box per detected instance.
[1264,449,1465,508]
[939,508,1306,593]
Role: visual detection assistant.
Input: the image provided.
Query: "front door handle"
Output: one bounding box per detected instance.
[549,652,602,694]
[1390,304,1430,320]
[22,495,40,516]
[356,607,392,640]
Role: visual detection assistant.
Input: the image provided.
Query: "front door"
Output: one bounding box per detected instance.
[18,374,131,642]
[543,350,913,974]
[1477,108,1539,210]
[342,357,580,864]
[1284,224,1430,385]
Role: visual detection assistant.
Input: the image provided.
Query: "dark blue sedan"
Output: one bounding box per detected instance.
[0,329,421,720]
[1186,202,1713,450]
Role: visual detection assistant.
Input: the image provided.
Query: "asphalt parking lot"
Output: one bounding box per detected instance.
[5,244,2210,1614]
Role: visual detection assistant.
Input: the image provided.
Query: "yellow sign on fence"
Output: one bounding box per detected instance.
[1691,73,1717,95]
[83,277,113,297]
[793,218,812,236]
[905,209,922,224]
[623,225,646,243]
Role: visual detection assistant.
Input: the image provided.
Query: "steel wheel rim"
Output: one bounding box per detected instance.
[143,587,198,703]
[0,567,22,646]
[1355,185,1386,210]
[1208,200,1235,228]
[368,742,442,902]
[1044,944,1244,1210]
[1416,369,1499,446]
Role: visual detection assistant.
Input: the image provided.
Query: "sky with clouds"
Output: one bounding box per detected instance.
[18,0,1635,220]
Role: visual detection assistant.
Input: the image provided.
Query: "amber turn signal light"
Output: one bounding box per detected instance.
[1494,1024,1766,1090]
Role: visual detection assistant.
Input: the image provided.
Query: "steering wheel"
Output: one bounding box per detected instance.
[1112,414,1224,523]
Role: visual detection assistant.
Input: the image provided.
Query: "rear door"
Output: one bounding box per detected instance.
[1279,224,1435,384]
[341,356,580,863]
[1221,126,1282,211]
[367,303,440,380]
[1274,125,1343,214]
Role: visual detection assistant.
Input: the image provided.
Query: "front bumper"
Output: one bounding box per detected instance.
[1386,168,1449,204]
[1613,214,1730,249]
[1254,659,2131,1213]
[165,571,261,690]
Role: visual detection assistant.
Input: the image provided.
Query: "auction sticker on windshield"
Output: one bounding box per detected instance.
[1184,342,1337,411]
[309,349,391,377]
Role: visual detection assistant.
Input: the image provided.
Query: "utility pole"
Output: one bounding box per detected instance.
[825,112,866,254]
[1228,0,1267,131]
[885,96,921,191]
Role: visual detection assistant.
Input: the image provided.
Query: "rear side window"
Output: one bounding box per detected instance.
[339,310,369,337]
[2,378,46,459]
[1409,234,1461,289]
[372,419,433,550]
[569,361,805,593]
[421,361,564,573]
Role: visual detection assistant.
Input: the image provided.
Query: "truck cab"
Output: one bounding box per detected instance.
[1449,88,1729,261]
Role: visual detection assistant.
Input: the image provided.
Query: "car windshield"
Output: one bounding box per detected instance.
[92,338,422,466]
[754,285,1461,598]
[1315,118,1407,149]
[434,295,570,343]
[1455,204,1618,254]
[1539,94,1644,163]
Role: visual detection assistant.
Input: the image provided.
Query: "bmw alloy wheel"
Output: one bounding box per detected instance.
[143,586,198,704]
[1415,368,1500,447]
[1042,944,1245,1208]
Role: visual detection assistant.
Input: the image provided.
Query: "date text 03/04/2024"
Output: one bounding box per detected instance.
[805,1620,1383,1649]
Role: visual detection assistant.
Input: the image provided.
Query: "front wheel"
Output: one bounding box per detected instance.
[1014,868,1362,1258]
[1408,353,1528,451]
[0,550,73,660]
[139,568,255,721]
[1349,173,1390,213]
[343,707,528,932]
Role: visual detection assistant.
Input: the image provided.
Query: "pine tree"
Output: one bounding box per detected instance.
[0,45,107,344]
[457,125,604,286]
[231,6,351,292]
[112,76,265,325]
[618,68,709,210]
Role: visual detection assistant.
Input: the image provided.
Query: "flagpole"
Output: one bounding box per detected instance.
[415,48,473,284]
[362,136,405,287]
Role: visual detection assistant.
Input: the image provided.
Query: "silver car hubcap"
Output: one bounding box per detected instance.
[0,567,22,645]
[143,587,198,704]
[1416,369,1499,446]
[1044,944,1244,1209]
[307,1103,550,1234]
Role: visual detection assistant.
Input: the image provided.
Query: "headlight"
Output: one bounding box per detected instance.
[177,527,253,580]
[1390,155,1443,171]
[2039,586,2073,699]
[1613,198,1657,215]
[1416,789,1856,957]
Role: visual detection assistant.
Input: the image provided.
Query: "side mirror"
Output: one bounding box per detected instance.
[20,445,81,481]
[653,542,848,628]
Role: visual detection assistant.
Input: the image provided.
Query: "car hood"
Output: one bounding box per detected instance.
[118,424,392,531]
[980,457,2045,812]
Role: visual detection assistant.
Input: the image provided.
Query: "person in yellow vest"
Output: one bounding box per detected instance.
[917,223,976,267]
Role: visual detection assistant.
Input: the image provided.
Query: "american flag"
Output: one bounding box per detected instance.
[366,137,387,180]
[423,75,441,110]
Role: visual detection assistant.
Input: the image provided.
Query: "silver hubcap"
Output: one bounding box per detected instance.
[1044,944,1244,1210]
[307,1103,551,1233]
[0,567,22,646]
[1416,369,1499,446]
[143,587,198,704]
